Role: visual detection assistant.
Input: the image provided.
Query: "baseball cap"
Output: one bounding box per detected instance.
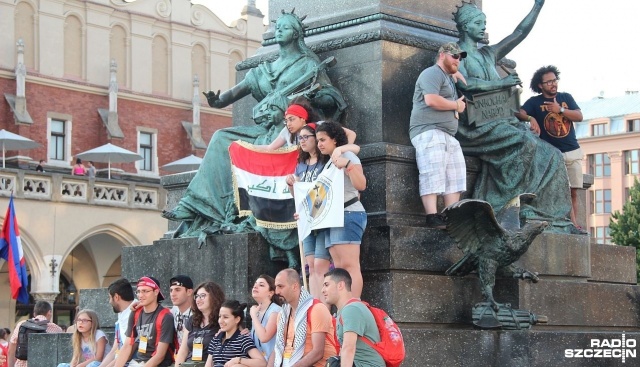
[438,42,467,58]
[170,275,194,290]
[137,276,165,301]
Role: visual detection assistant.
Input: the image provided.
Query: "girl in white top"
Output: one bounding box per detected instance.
[58,309,110,367]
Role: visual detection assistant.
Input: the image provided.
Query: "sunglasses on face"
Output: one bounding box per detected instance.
[449,53,466,60]
[541,79,560,86]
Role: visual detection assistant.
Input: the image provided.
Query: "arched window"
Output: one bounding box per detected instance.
[14,1,36,69]
[110,25,128,87]
[64,15,83,78]
[192,44,208,92]
[152,35,169,95]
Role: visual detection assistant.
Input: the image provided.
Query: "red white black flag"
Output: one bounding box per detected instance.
[229,141,298,229]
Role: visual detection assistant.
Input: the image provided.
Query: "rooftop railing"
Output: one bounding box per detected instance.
[0,168,165,210]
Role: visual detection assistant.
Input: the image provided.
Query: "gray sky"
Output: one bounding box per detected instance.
[199,0,640,103]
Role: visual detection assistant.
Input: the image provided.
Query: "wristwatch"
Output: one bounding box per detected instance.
[559,106,565,114]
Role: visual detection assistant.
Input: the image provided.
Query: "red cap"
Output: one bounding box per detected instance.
[285,104,308,120]
[137,276,165,301]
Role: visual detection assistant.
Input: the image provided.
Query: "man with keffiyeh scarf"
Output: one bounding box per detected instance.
[268,269,338,367]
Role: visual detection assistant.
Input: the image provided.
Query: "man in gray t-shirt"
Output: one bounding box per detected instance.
[409,42,468,229]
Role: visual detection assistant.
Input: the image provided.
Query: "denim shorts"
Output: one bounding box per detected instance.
[303,229,330,260]
[326,211,367,246]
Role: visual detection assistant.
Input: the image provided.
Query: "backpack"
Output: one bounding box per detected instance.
[15,318,49,360]
[307,299,340,355]
[340,300,405,367]
[130,307,179,362]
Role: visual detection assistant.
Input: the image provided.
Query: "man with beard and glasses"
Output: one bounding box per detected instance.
[409,42,468,229]
[516,65,586,234]
[99,278,136,367]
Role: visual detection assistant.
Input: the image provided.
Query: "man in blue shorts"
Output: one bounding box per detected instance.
[517,65,586,234]
[409,42,468,229]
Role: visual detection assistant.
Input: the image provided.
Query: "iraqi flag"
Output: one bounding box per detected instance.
[229,141,299,229]
[0,195,30,304]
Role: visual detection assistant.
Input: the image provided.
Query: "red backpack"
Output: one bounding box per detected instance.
[307,299,340,355]
[340,300,405,367]
[130,307,180,362]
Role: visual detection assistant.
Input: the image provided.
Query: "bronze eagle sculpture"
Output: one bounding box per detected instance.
[444,194,548,311]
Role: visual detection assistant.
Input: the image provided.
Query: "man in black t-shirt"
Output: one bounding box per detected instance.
[115,276,176,367]
[517,65,586,234]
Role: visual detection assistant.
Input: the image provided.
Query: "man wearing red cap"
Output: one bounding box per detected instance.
[115,276,176,367]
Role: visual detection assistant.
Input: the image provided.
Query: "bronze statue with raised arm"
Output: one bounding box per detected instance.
[452,0,581,233]
[162,10,346,266]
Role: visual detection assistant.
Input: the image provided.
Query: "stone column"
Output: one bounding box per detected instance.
[15,39,27,115]
[192,74,200,126]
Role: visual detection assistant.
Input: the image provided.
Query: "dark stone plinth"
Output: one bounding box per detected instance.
[363,272,481,325]
[401,328,640,367]
[121,235,287,303]
[516,233,591,279]
[590,243,637,284]
[363,225,592,278]
[362,227,640,327]
[268,0,471,31]
[504,280,640,328]
[30,331,115,366]
[79,288,117,329]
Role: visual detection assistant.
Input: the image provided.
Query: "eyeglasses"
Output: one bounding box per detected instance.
[76,318,92,324]
[298,134,315,142]
[284,117,299,124]
[541,78,559,86]
[448,53,466,60]
[136,289,154,295]
[194,293,208,300]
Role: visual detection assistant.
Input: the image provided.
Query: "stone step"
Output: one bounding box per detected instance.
[30,331,115,366]
[363,272,640,328]
[590,243,637,284]
[362,226,591,276]
[400,328,640,367]
[362,225,636,284]
[121,234,287,303]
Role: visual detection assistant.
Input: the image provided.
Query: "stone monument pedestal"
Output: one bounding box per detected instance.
[119,1,640,365]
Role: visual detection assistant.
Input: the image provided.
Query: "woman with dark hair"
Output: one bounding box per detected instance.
[316,121,367,298]
[284,123,332,298]
[205,300,266,367]
[248,275,282,360]
[175,281,225,365]
[72,158,86,176]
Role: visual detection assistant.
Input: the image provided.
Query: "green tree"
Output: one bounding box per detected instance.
[610,178,640,280]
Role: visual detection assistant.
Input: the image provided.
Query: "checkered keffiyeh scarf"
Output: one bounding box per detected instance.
[273,288,313,367]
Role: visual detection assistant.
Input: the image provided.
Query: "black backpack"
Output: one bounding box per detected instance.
[15,318,48,360]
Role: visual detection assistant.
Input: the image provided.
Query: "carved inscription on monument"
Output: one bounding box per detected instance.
[465,87,520,127]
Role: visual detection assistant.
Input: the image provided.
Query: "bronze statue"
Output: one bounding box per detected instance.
[452,0,580,233]
[444,194,547,329]
[162,10,346,266]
